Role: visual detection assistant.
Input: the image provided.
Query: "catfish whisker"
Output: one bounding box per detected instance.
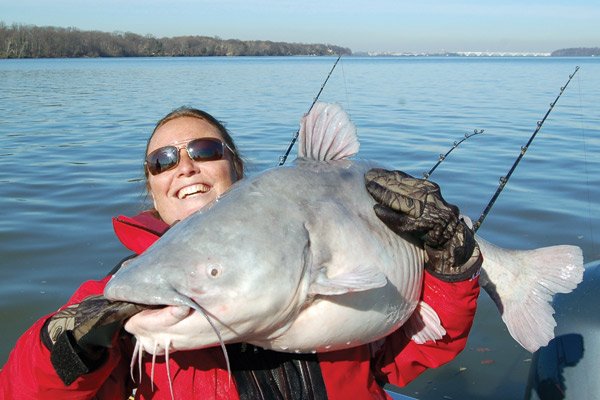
[151,340,158,392]
[165,337,175,400]
[186,300,231,385]
[138,341,144,384]
[130,340,140,382]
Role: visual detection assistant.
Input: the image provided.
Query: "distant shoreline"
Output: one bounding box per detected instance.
[2,53,597,60]
[355,48,599,57]
[354,52,553,57]
[0,23,350,59]
[1,22,598,58]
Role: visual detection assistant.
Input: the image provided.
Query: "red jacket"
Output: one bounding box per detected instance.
[1,212,480,400]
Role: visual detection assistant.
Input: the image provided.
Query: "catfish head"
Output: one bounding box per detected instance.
[104,179,314,356]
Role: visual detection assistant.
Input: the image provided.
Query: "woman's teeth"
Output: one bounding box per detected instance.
[178,184,210,199]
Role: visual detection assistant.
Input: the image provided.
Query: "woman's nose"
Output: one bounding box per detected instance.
[176,148,199,175]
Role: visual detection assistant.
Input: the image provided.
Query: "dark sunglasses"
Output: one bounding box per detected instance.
[145,137,234,176]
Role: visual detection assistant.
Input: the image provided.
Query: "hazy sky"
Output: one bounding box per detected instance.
[2,0,599,53]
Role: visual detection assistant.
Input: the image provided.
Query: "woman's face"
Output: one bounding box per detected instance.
[147,116,238,225]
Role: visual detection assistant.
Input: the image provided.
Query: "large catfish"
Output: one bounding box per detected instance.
[105,102,583,360]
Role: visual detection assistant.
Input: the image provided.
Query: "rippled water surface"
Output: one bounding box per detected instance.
[1,56,599,398]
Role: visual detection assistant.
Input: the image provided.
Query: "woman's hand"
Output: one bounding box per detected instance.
[43,295,145,384]
[365,168,481,282]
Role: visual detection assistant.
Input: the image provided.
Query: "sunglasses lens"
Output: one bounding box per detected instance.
[146,146,178,175]
[188,139,225,161]
[145,139,227,175]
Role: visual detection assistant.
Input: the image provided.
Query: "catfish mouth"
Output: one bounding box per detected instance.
[122,304,201,356]
[76,297,165,338]
[131,304,195,322]
[124,299,231,375]
[110,300,164,321]
[121,296,226,351]
[101,299,196,330]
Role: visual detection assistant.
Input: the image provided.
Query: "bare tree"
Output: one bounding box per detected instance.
[0,23,352,58]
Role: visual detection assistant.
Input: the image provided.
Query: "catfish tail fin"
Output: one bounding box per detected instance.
[478,237,584,353]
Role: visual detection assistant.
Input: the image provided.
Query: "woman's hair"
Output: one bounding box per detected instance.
[144,106,245,182]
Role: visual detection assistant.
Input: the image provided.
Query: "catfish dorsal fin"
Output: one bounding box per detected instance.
[298,102,359,161]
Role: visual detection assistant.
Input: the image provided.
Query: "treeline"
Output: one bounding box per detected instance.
[551,47,600,56]
[0,23,352,58]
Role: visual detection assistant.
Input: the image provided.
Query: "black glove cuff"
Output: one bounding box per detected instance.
[40,317,54,351]
[426,251,483,283]
[50,331,107,385]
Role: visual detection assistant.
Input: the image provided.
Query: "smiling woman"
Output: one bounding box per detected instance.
[143,107,244,225]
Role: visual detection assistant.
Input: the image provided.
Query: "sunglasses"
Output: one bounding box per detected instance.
[145,137,234,176]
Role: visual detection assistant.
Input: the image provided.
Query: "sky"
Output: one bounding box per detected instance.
[2,0,599,53]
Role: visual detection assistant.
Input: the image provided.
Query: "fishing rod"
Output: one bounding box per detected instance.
[278,55,342,166]
[473,65,580,232]
[423,129,484,179]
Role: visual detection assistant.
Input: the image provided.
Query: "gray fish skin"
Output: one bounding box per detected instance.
[106,157,425,355]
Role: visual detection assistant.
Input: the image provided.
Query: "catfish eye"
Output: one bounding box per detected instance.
[207,264,222,278]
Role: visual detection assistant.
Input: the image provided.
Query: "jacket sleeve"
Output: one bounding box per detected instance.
[0,277,131,400]
[372,271,480,387]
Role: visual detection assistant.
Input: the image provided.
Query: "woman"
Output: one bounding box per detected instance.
[142,108,244,226]
[1,106,481,399]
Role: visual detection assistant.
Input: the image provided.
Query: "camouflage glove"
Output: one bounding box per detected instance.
[42,295,145,385]
[365,168,482,282]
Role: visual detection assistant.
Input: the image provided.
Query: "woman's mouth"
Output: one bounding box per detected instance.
[177,184,211,199]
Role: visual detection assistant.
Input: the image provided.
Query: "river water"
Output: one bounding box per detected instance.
[1,56,599,399]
